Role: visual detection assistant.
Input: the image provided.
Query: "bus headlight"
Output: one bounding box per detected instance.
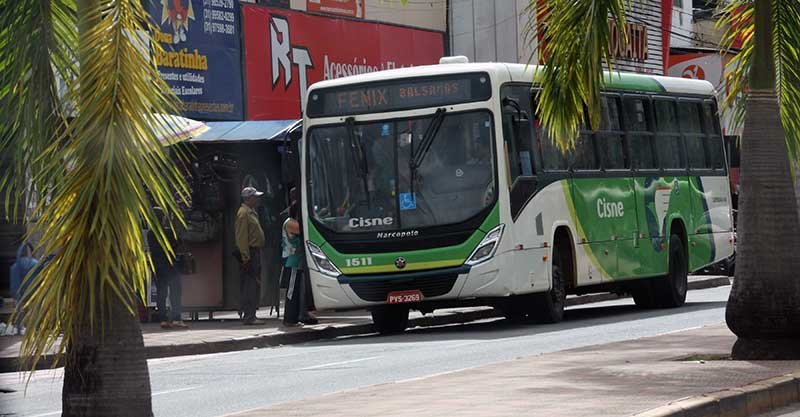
[466,224,504,266]
[306,241,342,277]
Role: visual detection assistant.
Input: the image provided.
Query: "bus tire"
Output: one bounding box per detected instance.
[501,296,530,323]
[653,234,688,308]
[531,245,567,323]
[632,281,657,309]
[371,305,409,335]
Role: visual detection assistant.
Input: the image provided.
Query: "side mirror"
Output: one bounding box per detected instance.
[502,97,530,128]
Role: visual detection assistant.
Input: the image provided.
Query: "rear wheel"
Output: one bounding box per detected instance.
[530,246,567,323]
[371,305,409,335]
[652,234,688,308]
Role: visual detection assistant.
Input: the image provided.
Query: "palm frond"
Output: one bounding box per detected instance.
[773,0,800,163]
[717,0,752,139]
[718,0,800,164]
[528,0,628,151]
[10,0,190,372]
[0,0,77,221]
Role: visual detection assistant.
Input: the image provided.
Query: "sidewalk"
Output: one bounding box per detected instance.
[226,324,800,417]
[0,275,731,373]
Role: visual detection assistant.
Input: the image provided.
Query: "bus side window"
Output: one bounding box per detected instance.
[678,100,709,170]
[501,85,536,183]
[654,99,687,170]
[623,97,657,170]
[568,133,599,171]
[597,95,628,170]
[538,126,569,171]
[703,101,726,170]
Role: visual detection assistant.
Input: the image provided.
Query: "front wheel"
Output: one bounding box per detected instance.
[530,247,567,323]
[371,305,409,335]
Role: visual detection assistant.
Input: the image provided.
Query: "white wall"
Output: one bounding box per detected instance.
[449,0,663,74]
[670,0,694,47]
[449,0,537,64]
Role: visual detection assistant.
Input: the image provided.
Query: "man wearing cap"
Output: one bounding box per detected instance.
[235,186,266,325]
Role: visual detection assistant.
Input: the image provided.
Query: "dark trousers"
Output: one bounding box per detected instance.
[156,270,182,322]
[283,267,308,324]
[240,247,262,322]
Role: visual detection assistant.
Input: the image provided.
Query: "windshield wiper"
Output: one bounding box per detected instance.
[345,117,371,207]
[409,108,447,194]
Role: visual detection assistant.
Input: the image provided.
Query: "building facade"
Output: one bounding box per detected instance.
[449,0,669,75]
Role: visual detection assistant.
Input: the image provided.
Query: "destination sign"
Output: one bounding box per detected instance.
[307,73,492,117]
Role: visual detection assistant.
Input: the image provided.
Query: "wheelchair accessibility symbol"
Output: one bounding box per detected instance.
[399,193,417,211]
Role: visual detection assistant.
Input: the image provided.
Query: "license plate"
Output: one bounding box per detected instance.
[386,290,423,304]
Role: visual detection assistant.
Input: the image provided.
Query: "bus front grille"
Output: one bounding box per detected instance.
[348,275,459,302]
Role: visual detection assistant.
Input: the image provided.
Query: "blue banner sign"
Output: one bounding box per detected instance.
[148,0,244,120]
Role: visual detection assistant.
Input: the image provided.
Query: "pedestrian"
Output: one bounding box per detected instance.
[8,242,38,335]
[235,186,267,325]
[282,191,318,326]
[148,207,188,329]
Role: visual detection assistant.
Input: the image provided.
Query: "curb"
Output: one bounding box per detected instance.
[634,372,800,417]
[0,276,731,373]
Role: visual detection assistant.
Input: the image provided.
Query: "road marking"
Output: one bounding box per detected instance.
[23,387,200,417]
[29,411,61,417]
[297,356,380,371]
[152,386,201,396]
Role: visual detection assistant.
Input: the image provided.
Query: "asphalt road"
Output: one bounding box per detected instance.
[0,285,731,417]
[759,404,800,417]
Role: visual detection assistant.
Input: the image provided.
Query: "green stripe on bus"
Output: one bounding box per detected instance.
[603,72,666,93]
[533,71,667,94]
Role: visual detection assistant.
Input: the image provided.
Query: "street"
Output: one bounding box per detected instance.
[1,285,731,417]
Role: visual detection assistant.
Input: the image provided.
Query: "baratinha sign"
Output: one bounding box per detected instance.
[148,0,244,120]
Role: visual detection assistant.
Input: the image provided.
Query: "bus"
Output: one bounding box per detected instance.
[299,58,735,334]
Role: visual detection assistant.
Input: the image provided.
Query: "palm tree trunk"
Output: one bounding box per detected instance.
[62,297,153,417]
[725,0,800,359]
[725,91,800,359]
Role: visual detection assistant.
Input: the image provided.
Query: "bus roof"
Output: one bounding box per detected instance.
[307,61,716,97]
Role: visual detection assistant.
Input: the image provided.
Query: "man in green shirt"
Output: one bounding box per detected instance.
[235,186,266,325]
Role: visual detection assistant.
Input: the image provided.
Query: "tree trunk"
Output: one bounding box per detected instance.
[62,299,153,417]
[725,90,800,360]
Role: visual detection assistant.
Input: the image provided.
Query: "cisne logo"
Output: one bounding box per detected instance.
[597,198,625,219]
[349,217,394,229]
[269,15,313,112]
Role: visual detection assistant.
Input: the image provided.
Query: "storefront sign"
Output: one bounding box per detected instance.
[307,0,365,18]
[242,5,445,120]
[148,0,244,120]
[608,20,649,62]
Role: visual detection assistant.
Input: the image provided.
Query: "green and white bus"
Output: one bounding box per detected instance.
[300,58,735,334]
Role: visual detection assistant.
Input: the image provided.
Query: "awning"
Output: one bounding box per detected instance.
[189,120,299,143]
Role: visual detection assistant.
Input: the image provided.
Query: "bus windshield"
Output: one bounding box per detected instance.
[307,110,496,234]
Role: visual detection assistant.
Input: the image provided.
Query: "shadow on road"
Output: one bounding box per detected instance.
[314,300,728,347]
